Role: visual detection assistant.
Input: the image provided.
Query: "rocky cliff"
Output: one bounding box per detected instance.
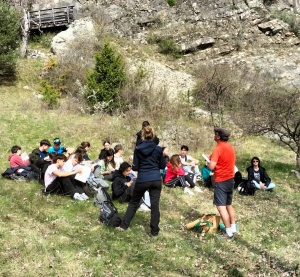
[44,0,300,89]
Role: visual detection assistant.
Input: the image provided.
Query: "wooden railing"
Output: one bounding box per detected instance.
[28,6,74,30]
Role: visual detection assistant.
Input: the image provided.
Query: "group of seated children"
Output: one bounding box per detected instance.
[7,138,151,207]
[162,144,275,193]
[7,136,276,204]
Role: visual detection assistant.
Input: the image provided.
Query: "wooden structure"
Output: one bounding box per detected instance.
[28,6,74,30]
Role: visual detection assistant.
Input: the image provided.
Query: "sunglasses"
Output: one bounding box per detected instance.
[253,160,259,163]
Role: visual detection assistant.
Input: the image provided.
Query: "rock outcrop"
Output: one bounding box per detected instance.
[49,0,300,90]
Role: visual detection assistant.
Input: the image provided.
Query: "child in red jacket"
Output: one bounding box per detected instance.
[164,154,196,188]
[8,145,29,168]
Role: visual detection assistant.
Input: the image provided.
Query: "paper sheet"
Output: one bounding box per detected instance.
[75,166,91,183]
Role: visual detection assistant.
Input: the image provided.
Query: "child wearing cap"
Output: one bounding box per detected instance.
[48,138,73,157]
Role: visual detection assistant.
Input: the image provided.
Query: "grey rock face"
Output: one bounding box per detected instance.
[51,17,95,56]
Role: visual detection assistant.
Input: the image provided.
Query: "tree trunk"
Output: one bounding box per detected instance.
[20,8,29,58]
[297,156,300,171]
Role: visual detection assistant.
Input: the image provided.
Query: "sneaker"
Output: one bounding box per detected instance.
[196,175,202,181]
[73,192,85,201]
[217,233,234,240]
[194,186,203,193]
[116,226,125,232]
[232,224,239,234]
[184,187,195,195]
[80,193,89,200]
[138,203,151,212]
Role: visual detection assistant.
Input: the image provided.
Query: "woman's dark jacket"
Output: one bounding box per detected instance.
[132,140,166,183]
[135,130,160,146]
[246,166,271,187]
[111,170,131,200]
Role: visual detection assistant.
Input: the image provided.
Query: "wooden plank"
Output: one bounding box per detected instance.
[29,6,74,30]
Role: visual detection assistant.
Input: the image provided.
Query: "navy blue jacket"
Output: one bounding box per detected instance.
[132,140,165,183]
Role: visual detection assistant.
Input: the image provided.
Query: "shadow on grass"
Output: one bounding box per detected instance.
[0,75,18,86]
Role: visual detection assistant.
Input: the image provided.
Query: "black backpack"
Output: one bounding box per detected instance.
[239,180,256,196]
[99,201,122,227]
[234,171,243,189]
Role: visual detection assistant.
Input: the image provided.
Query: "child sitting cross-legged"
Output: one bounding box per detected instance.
[164,154,203,195]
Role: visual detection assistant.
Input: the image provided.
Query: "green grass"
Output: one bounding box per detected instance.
[0,57,300,277]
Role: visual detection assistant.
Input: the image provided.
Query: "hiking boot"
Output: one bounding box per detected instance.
[194,186,203,193]
[73,192,85,201]
[217,233,234,240]
[138,203,151,212]
[184,187,195,195]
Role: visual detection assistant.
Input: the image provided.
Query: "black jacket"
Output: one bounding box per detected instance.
[135,130,160,146]
[29,148,49,165]
[98,148,114,160]
[111,170,131,200]
[132,140,165,183]
[246,166,271,187]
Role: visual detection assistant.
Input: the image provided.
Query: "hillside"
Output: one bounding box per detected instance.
[1,1,300,276]
[0,57,300,276]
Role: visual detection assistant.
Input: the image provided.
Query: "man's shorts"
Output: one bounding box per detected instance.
[213,178,234,206]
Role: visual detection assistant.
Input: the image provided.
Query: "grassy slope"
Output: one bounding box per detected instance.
[0,58,300,277]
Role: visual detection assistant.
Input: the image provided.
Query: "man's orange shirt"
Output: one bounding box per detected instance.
[210,141,236,182]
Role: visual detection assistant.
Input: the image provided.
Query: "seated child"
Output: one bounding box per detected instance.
[179,145,201,181]
[8,145,40,176]
[98,149,116,181]
[112,162,134,202]
[44,154,87,201]
[164,154,202,194]
[201,161,214,187]
[246,156,276,191]
[29,139,51,167]
[48,138,73,158]
[114,144,124,170]
[81,141,91,161]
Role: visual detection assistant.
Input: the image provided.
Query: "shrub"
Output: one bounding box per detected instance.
[271,10,300,38]
[39,80,60,109]
[0,1,21,77]
[85,43,126,113]
[157,39,182,58]
[166,0,176,6]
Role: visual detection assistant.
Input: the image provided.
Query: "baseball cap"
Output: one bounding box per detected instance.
[214,127,230,139]
[53,138,61,144]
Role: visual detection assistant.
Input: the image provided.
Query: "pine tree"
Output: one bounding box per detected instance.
[85,43,126,113]
[0,1,20,77]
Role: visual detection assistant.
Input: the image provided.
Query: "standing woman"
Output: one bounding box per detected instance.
[118,126,166,236]
[247,157,275,191]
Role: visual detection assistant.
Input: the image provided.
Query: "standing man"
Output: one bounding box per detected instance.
[208,127,237,240]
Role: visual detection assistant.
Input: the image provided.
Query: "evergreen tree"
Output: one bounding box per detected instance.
[85,43,126,112]
[0,1,20,77]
